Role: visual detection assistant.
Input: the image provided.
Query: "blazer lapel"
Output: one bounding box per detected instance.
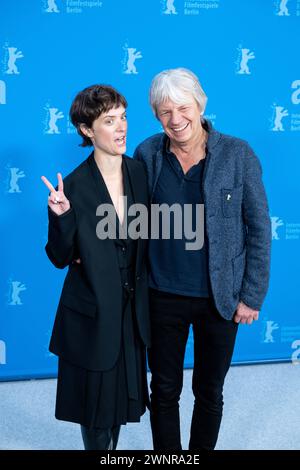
[87,153,119,237]
[123,157,147,277]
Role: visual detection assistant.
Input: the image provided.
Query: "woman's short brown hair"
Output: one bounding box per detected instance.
[70,84,127,147]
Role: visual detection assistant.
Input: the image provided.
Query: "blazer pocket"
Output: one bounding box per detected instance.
[61,293,97,318]
[232,248,246,296]
[221,185,243,218]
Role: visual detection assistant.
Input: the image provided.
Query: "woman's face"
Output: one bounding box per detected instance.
[156,96,202,145]
[84,105,127,156]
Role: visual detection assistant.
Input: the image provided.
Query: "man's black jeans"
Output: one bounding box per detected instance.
[148,288,238,451]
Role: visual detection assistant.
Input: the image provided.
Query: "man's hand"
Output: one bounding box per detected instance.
[233,301,259,325]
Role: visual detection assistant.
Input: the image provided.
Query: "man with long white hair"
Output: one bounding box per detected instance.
[134,68,271,450]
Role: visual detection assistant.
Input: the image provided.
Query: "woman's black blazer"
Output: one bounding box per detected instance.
[46,154,150,371]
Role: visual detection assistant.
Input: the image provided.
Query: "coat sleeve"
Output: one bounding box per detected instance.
[239,144,271,310]
[45,205,77,269]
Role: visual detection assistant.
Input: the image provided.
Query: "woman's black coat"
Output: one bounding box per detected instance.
[46,154,150,371]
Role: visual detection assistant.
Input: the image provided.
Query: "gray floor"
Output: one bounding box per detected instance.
[0,363,299,450]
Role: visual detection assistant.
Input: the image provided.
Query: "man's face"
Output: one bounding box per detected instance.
[156,97,202,145]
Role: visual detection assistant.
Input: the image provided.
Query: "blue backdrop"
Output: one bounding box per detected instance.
[1,0,300,380]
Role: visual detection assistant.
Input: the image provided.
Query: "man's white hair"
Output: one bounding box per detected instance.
[149,68,207,117]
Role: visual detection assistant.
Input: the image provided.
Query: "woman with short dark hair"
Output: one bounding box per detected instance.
[41,84,150,450]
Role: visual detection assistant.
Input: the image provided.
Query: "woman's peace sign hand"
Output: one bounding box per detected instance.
[41,173,71,216]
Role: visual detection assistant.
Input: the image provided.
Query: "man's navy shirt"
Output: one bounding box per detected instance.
[149,140,211,297]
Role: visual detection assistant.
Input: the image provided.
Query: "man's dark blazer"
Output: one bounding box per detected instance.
[46,154,151,371]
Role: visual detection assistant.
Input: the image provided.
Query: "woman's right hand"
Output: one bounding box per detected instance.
[41,172,71,216]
